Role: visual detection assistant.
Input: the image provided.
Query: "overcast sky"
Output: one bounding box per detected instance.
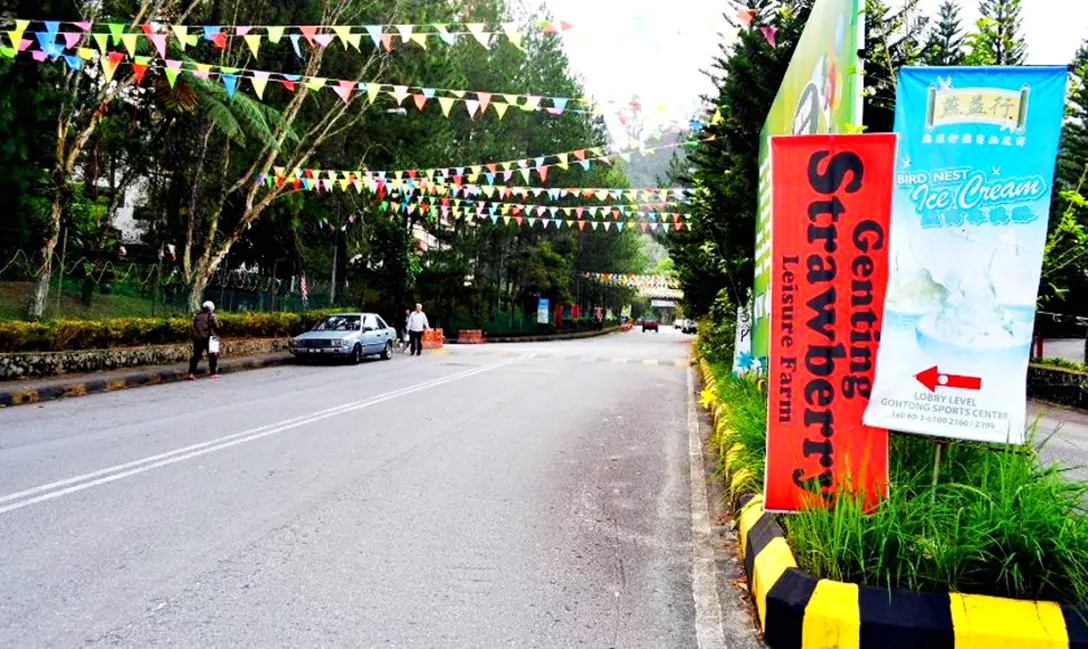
[543,0,1086,145]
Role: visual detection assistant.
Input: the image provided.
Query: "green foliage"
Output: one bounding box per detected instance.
[703,363,768,507]
[964,0,1027,65]
[0,308,344,353]
[923,0,966,65]
[784,432,1088,603]
[696,289,738,365]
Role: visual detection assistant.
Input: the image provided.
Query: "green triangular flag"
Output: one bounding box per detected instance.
[266,26,284,43]
[108,23,124,45]
[93,33,108,53]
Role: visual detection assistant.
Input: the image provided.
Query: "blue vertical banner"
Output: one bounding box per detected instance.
[537,298,550,324]
[864,66,1068,444]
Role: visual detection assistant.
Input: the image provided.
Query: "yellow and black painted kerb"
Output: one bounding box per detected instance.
[0,355,287,408]
[734,493,1088,649]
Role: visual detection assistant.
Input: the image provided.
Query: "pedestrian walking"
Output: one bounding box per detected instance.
[188,301,220,379]
[406,303,429,356]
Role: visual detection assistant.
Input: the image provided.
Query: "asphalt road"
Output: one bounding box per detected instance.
[0,327,707,648]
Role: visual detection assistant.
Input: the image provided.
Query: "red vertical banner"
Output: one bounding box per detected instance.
[765,134,896,512]
[555,303,563,327]
[572,305,581,320]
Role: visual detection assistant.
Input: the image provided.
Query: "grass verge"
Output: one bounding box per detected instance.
[697,342,1088,604]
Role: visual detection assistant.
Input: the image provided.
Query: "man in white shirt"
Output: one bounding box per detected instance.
[406,303,430,356]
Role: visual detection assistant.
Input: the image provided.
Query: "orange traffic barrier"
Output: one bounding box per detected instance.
[457,329,485,344]
[423,328,445,349]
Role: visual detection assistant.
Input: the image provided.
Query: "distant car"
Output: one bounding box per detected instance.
[674,319,684,329]
[642,318,659,332]
[289,313,396,364]
[682,320,698,334]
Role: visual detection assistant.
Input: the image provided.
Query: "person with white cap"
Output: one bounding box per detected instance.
[188,300,220,379]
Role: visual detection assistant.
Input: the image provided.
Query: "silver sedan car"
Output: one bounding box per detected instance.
[289,313,397,364]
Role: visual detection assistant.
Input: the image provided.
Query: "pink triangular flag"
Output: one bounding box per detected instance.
[314,33,335,48]
[738,8,756,28]
[235,26,252,36]
[63,32,81,49]
[476,92,491,113]
[333,79,354,103]
[760,25,777,47]
[413,94,428,111]
[149,33,167,57]
[75,21,92,32]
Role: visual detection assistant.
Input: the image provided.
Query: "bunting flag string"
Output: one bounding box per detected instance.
[3,39,617,120]
[265,136,714,185]
[578,272,681,289]
[2,17,573,55]
[363,198,690,234]
[264,167,692,203]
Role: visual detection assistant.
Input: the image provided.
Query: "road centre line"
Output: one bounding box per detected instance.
[0,356,525,516]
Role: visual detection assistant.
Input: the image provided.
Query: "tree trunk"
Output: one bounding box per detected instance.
[184,122,213,280]
[28,183,66,320]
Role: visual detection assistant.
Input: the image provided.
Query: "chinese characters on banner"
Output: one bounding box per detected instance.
[537,298,550,324]
[863,67,1069,444]
[765,134,896,512]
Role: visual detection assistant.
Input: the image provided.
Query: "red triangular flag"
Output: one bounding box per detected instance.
[573,149,586,161]
[132,62,148,83]
[212,32,227,49]
[407,169,417,179]
[536,166,549,182]
[486,163,498,173]
[299,26,319,44]
[413,94,427,110]
[380,33,393,51]
[577,220,586,231]
[333,79,354,103]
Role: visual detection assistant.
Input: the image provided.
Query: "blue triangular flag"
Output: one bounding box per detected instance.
[422,87,435,98]
[63,54,83,70]
[43,21,60,35]
[490,214,499,224]
[365,25,382,48]
[282,73,301,82]
[202,26,221,40]
[485,172,496,185]
[222,73,238,97]
[578,160,590,171]
[552,97,568,111]
[289,34,302,57]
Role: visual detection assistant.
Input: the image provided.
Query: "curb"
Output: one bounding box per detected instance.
[694,360,1088,649]
[449,326,623,344]
[0,354,292,408]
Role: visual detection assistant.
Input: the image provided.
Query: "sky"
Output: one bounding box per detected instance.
[543,0,1086,146]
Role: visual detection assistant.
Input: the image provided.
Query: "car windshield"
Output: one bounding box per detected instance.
[313,315,361,332]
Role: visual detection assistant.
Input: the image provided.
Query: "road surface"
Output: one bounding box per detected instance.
[0,328,722,648]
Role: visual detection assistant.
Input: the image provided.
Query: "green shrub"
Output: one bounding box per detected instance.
[784,431,1088,603]
[0,308,345,353]
[697,289,737,365]
[697,339,1088,604]
[1035,356,1088,373]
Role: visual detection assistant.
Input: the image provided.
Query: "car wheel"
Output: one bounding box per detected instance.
[381,340,393,360]
[350,344,363,365]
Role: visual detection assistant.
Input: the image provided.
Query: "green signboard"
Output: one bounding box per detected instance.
[749,0,865,370]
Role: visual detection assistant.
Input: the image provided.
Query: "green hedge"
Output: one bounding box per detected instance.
[0,309,344,353]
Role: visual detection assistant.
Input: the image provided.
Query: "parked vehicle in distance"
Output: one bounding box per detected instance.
[642,318,659,332]
[289,313,396,364]
[674,319,684,329]
[682,320,698,334]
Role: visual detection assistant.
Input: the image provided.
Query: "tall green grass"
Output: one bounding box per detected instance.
[785,431,1088,602]
[699,352,1088,603]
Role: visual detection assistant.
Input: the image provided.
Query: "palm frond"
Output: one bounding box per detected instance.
[198,93,245,145]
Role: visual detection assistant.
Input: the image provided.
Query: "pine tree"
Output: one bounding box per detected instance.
[1040,41,1088,312]
[664,0,813,315]
[965,0,1026,65]
[863,0,930,133]
[924,0,966,65]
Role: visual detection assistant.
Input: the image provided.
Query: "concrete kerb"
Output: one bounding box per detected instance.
[448,326,623,344]
[0,354,291,408]
[694,359,1088,649]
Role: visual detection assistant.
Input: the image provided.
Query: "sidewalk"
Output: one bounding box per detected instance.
[0,352,291,408]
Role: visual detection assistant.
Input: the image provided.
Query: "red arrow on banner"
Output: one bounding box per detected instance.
[915,366,983,393]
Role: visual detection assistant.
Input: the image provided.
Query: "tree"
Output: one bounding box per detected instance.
[965,0,1026,65]
[1040,40,1088,311]
[924,0,966,65]
[864,0,929,134]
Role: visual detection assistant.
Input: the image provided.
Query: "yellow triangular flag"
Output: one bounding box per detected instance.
[493,102,509,119]
[556,153,569,170]
[92,33,108,53]
[266,26,284,43]
[77,47,96,60]
[503,94,519,106]
[502,23,523,50]
[710,107,723,125]
[9,19,28,46]
[244,34,262,57]
[332,26,351,47]
[306,77,327,92]
[121,33,140,56]
[172,25,188,50]
[438,96,455,117]
[410,33,428,49]
[250,73,269,99]
[450,89,465,99]
[346,33,362,50]
[366,83,381,103]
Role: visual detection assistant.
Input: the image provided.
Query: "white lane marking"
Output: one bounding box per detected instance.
[687,364,728,649]
[0,357,524,515]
